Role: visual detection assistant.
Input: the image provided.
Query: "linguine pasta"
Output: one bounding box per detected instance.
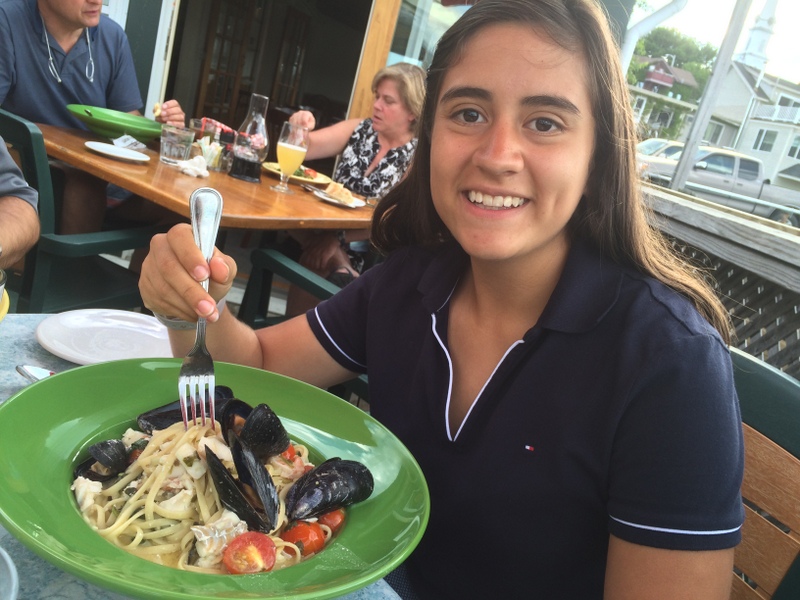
[72,421,333,573]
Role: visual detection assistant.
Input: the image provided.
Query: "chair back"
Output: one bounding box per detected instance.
[238,247,369,404]
[1,109,57,232]
[731,347,800,600]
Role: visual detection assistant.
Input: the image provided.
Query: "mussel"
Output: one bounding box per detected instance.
[73,439,129,481]
[220,400,290,461]
[285,458,374,520]
[206,433,280,533]
[136,385,235,433]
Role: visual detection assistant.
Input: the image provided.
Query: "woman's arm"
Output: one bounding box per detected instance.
[139,224,357,387]
[288,111,361,161]
[604,535,734,600]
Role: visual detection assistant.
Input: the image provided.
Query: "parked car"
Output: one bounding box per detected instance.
[639,146,800,226]
[636,138,685,160]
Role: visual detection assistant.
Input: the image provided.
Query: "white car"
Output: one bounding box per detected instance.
[636,138,685,161]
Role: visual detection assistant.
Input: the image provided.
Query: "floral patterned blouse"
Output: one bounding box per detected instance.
[332,119,417,198]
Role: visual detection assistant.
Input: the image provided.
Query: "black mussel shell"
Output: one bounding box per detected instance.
[73,439,129,481]
[285,457,374,521]
[231,433,280,531]
[221,401,290,462]
[206,437,279,533]
[136,386,235,433]
[219,399,253,441]
[206,447,269,532]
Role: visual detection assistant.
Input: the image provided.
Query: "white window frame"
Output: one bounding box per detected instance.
[753,129,777,153]
[705,122,723,146]
[789,135,800,159]
[102,0,129,28]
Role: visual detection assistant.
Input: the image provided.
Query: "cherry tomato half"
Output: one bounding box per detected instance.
[222,531,276,574]
[280,521,326,556]
[317,509,346,534]
[280,444,297,460]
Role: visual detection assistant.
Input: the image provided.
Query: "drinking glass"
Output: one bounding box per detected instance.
[271,122,309,194]
[189,118,216,142]
[160,124,195,165]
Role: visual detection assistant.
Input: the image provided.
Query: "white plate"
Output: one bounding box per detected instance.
[261,161,332,185]
[312,189,366,208]
[36,309,172,366]
[0,546,18,600]
[84,141,150,163]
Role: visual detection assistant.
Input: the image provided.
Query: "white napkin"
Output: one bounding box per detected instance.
[112,134,147,152]
[177,156,209,178]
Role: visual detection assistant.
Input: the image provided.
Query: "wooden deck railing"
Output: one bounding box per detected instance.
[644,184,800,380]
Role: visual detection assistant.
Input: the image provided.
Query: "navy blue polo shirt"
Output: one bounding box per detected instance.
[0,0,142,130]
[308,240,744,599]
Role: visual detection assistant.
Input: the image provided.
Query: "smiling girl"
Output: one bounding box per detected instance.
[140,1,744,598]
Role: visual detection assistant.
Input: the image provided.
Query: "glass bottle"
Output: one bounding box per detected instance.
[229,93,269,183]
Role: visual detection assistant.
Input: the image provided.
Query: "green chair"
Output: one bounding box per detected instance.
[238,247,369,403]
[0,108,162,313]
[730,347,800,600]
[238,247,342,329]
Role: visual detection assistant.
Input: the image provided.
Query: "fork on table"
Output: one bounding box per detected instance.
[178,187,223,430]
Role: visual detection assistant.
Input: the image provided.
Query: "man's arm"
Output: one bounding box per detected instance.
[0,137,39,269]
[130,99,185,128]
[0,196,39,268]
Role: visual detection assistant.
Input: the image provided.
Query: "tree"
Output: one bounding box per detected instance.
[635,27,717,69]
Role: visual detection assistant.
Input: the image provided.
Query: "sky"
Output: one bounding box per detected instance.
[629,0,800,83]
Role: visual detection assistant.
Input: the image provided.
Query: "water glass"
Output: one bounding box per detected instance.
[160,124,195,165]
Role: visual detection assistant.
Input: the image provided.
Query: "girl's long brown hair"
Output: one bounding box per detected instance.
[371,0,732,343]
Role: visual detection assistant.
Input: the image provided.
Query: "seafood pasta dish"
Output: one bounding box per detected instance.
[71,392,374,574]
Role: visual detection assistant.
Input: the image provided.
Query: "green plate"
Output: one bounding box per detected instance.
[0,359,429,599]
[67,104,163,142]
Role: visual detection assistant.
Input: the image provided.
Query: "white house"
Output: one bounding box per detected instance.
[713,63,800,191]
[629,0,800,192]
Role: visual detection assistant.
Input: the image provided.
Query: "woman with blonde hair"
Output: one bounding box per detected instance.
[287,61,426,297]
[290,62,425,198]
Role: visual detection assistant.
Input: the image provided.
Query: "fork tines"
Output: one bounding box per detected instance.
[178,374,215,429]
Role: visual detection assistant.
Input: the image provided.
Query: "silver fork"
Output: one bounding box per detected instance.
[178,187,223,430]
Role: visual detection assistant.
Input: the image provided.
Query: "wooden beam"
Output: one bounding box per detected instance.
[644,186,800,294]
[348,0,402,120]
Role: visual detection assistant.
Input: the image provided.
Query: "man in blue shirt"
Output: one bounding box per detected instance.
[0,0,185,235]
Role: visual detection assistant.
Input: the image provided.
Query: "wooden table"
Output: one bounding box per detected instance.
[38,124,374,231]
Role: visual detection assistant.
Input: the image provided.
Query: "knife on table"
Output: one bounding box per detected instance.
[16,365,55,383]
